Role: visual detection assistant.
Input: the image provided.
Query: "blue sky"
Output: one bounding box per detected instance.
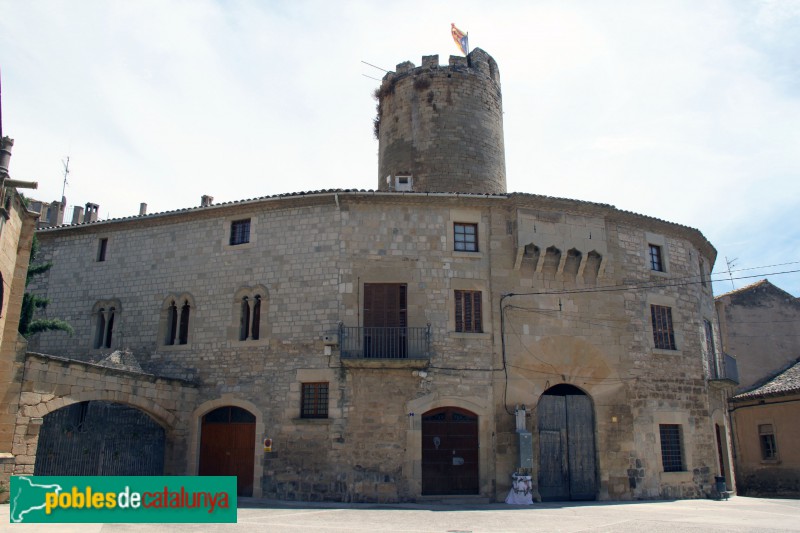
[1,0,798,296]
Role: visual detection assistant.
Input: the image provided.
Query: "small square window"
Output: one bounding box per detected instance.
[230,219,251,246]
[301,382,329,419]
[759,424,778,460]
[659,424,684,472]
[649,244,664,272]
[97,238,108,262]
[454,223,478,252]
[651,305,676,350]
[395,175,412,191]
[455,290,482,333]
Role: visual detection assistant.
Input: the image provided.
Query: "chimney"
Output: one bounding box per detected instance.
[0,137,13,175]
[72,206,84,225]
[201,195,213,207]
[84,202,99,223]
[139,203,147,216]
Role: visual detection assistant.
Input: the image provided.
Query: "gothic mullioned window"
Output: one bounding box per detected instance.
[234,286,267,342]
[92,300,121,349]
[161,294,194,346]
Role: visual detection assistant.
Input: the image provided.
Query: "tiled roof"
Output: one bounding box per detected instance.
[733,359,800,400]
[715,279,770,300]
[37,188,709,243]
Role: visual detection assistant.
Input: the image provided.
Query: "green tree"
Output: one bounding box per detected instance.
[18,234,73,337]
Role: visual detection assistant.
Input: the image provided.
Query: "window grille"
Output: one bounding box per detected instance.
[659,424,684,472]
[229,219,251,245]
[759,424,778,460]
[301,382,329,419]
[649,244,664,271]
[454,223,478,252]
[651,305,676,350]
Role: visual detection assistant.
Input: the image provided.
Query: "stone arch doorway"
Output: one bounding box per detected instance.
[421,407,479,495]
[537,384,597,501]
[34,400,166,476]
[198,406,256,496]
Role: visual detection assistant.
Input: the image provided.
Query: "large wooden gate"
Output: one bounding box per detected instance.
[537,385,597,501]
[421,407,479,495]
[199,406,256,496]
[35,401,165,476]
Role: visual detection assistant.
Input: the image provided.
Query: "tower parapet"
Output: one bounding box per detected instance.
[376,48,506,194]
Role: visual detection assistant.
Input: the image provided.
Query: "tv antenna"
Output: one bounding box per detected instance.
[61,156,70,198]
[724,256,738,291]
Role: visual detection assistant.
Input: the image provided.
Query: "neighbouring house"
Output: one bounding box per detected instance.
[9,49,733,502]
[729,360,800,497]
[715,279,800,497]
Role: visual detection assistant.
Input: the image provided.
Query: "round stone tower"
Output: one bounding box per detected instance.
[376,48,506,194]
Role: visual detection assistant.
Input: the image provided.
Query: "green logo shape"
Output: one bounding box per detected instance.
[9,476,237,523]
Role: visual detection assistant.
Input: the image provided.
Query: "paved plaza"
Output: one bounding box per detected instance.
[2,496,800,532]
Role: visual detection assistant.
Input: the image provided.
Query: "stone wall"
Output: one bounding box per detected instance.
[24,191,726,502]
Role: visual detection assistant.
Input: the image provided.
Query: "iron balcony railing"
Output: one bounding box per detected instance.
[711,353,739,384]
[339,324,431,360]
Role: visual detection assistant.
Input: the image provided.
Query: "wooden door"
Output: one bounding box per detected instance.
[199,406,256,496]
[363,283,407,358]
[538,387,597,501]
[421,407,479,495]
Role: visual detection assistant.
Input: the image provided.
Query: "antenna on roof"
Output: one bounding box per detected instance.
[725,256,738,291]
[61,156,70,198]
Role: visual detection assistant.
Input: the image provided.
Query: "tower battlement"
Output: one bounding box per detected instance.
[376,48,506,194]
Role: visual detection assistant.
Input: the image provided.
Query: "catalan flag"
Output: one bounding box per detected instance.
[451,23,469,56]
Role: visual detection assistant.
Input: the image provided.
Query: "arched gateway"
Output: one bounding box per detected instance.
[537,384,597,501]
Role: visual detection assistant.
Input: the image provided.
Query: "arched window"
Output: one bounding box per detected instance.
[178,301,190,345]
[92,300,121,350]
[165,301,178,345]
[234,286,268,342]
[160,294,194,347]
[239,297,250,341]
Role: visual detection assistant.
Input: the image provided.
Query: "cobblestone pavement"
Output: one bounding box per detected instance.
[2,496,800,532]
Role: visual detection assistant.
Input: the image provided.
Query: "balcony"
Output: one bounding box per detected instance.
[339,324,431,369]
[709,353,739,388]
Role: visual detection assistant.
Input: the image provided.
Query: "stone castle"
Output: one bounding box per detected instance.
[9,49,736,502]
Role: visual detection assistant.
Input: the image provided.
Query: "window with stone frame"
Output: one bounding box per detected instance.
[651,304,676,350]
[704,319,717,377]
[659,424,684,472]
[759,424,778,461]
[163,297,192,346]
[237,292,264,341]
[229,219,251,246]
[93,303,118,349]
[97,238,108,262]
[649,244,664,272]
[454,222,478,252]
[301,382,329,419]
[455,290,482,333]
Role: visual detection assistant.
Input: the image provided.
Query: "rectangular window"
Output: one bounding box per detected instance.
[659,424,684,472]
[301,382,329,419]
[229,219,251,245]
[454,223,478,252]
[649,244,664,271]
[455,290,482,333]
[704,319,717,377]
[759,424,778,460]
[651,305,676,350]
[97,238,108,262]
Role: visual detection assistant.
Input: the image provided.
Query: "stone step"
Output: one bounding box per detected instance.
[415,495,491,505]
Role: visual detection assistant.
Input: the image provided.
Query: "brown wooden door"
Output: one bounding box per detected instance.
[421,407,479,495]
[363,283,407,358]
[538,386,597,501]
[199,406,256,496]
